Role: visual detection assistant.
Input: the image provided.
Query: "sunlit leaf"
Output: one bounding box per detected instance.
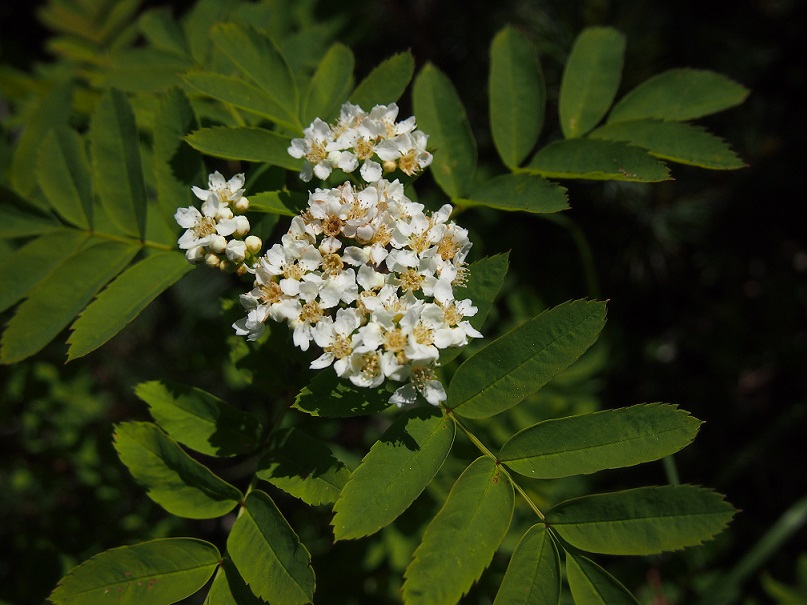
[500,403,702,479]
[402,457,514,605]
[249,190,308,217]
[559,27,625,138]
[608,68,749,123]
[449,299,606,418]
[302,42,355,124]
[413,63,477,198]
[135,380,263,458]
[50,538,220,605]
[257,427,350,506]
[458,173,567,215]
[114,422,242,519]
[350,52,415,109]
[293,371,392,417]
[493,524,560,605]
[489,26,545,168]
[185,127,301,171]
[227,490,315,605]
[36,126,93,229]
[547,485,737,555]
[332,407,454,539]
[566,552,639,605]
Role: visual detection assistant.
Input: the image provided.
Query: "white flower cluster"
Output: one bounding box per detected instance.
[287,102,433,183]
[175,171,262,273]
[233,177,482,406]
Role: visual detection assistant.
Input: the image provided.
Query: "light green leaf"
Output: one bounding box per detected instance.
[249,190,308,217]
[227,490,315,605]
[559,27,625,138]
[547,485,737,555]
[458,173,567,214]
[210,23,299,128]
[489,26,546,168]
[139,8,189,57]
[182,0,234,65]
[566,552,639,605]
[350,52,415,109]
[90,89,147,238]
[185,127,301,171]
[493,524,560,605]
[257,427,350,506]
[589,119,745,170]
[332,407,455,540]
[0,240,138,364]
[608,68,749,123]
[67,252,193,360]
[525,139,670,182]
[36,127,93,229]
[448,300,606,418]
[205,559,264,605]
[500,403,702,479]
[413,63,477,198]
[402,457,514,605]
[0,230,87,314]
[302,42,355,124]
[293,371,392,417]
[135,380,263,458]
[50,538,220,605]
[114,421,242,519]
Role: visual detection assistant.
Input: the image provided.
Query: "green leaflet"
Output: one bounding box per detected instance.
[402,457,514,605]
[293,370,392,417]
[608,68,749,123]
[185,127,301,171]
[413,63,477,198]
[257,427,350,506]
[547,485,737,555]
[249,190,308,217]
[457,173,568,215]
[0,239,138,364]
[114,422,242,519]
[589,120,746,170]
[525,139,670,182]
[90,89,147,238]
[49,538,220,605]
[103,48,193,93]
[139,8,189,57]
[499,403,702,479]
[0,229,87,314]
[448,299,607,418]
[209,23,299,129]
[489,26,546,169]
[493,524,561,605]
[183,0,235,65]
[565,552,640,605]
[559,27,625,138]
[332,406,455,539]
[36,126,93,230]
[302,42,355,124]
[67,252,194,360]
[227,490,315,605]
[350,51,415,109]
[135,380,262,458]
[0,189,61,238]
[205,559,264,605]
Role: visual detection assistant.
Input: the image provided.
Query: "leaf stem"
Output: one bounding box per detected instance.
[87,228,175,251]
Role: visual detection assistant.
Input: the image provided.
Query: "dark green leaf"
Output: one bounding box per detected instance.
[114,421,242,519]
[525,139,670,182]
[103,49,193,93]
[50,538,220,605]
[0,240,138,364]
[227,490,315,605]
[547,485,737,555]
[500,403,702,479]
[493,524,561,605]
[458,173,567,214]
[402,457,514,605]
[185,127,301,171]
[559,27,625,138]
[489,26,546,168]
[350,52,415,109]
[90,89,147,238]
[139,8,189,57]
[0,188,62,238]
[566,552,639,605]
[67,252,194,360]
[37,127,93,229]
[136,380,263,458]
[589,120,745,170]
[449,300,607,418]
[257,427,350,506]
[182,0,234,65]
[249,190,308,217]
[293,370,392,417]
[413,63,477,198]
[332,407,455,539]
[205,559,264,605]
[302,42,355,124]
[608,68,749,123]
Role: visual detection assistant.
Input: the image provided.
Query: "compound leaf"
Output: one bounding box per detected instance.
[37,126,93,230]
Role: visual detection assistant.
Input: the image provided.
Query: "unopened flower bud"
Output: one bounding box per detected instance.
[185,246,205,264]
[383,159,397,173]
[219,259,235,273]
[204,252,221,268]
[226,239,247,264]
[233,215,251,238]
[210,234,227,253]
[234,196,250,213]
[245,235,263,254]
[236,263,249,276]
[217,206,234,221]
